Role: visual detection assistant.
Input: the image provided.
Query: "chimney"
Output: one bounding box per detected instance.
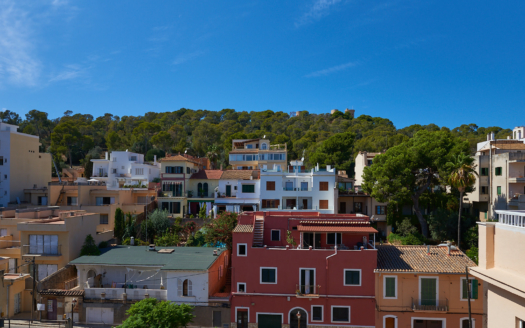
[491,132,495,140]
[105,152,108,160]
[130,237,135,246]
[487,134,490,141]
[447,244,451,256]
[154,155,157,165]
[427,245,430,255]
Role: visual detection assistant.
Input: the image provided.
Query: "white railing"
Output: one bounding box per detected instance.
[495,210,525,227]
[84,288,167,301]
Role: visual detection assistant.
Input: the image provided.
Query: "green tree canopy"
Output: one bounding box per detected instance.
[114,208,125,243]
[204,212,237,250]
[118,298,194,328]
[308,132,355,171]
[80,234,101,256]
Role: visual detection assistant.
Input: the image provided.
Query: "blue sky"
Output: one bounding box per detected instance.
[0,0,524,129]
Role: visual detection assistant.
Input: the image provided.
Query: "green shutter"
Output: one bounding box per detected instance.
[462,279,468,299]
[385,277,396,297]
[242,184,255,193]
[472,279,478,299]
[421,278,437,305]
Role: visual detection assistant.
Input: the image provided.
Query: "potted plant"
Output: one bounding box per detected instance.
[187,190,193,198]
[296,289,301,296]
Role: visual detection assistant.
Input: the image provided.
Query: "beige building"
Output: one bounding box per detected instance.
[228,138,287,170]
[471,210,525,328]
[0,122,51,207]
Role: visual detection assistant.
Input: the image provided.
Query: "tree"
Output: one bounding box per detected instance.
[114,208,125,243]
[133,122,161,154]
[118,298,194,328]
[149,209,171,240]
[123,213,136,240]
[151,131,173,154]
[446,154,478,249]
[308,132,355,171]
[362,130,470,238]
[204,212,237,249]
[80,234,101,256]
[154,230,180,246]
[50,121,82,168]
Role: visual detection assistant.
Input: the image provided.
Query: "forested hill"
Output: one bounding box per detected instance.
[0,108,512,173]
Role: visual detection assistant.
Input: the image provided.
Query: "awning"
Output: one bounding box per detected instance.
[297,225,378,233]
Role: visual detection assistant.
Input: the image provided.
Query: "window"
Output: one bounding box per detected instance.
[420,277,438,306]
[266,181,275,191]
[241,184,255,193]
[96,197,115,205]
[376,206,386,215]
[67,197,78,206]
[462,278,479,300]
[165,166,183,174]
[354,202,363,213]
[344,270,361,286]
[319,181,329,191]
[179,279,192,297]
[301,182,308,191]
[367,160,373,166]
[100,214,109,224]
[187,167,191,174]
[161,201,181,214]
[237,243,247,256]
[260,268,277,284]
[481,186,488,194]
[262,199,280,209]
[130,156,137,161]
[261,143,267,150]
[0,156,3,165]
[312,306,323,322]
[327,233,342,245]
[384,276,397,299]
[0,228,7,236]
[285,181,293,191]
[497,186,502,195]
[495,167,502,176]
[331,306,350,323]
[271,230,280,241]
[29,235,59,255]
[319,200,329,209]
[237,283,246,293]
[480,168,489,176]
[135,168,144,175]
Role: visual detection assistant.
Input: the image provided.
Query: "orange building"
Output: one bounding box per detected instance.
[374,245,484,328]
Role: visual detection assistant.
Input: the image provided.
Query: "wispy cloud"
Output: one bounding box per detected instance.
[305,61,358,77]
[295,0,342,27]
[49,64,89,82]
[0,1,41,87]
[172,51,204,66]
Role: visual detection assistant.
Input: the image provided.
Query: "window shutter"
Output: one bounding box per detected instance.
[188,280,193,296]
[462,279,468,299]
[276,199,280,207]
[472,279,478,299]
[262,200,267,208]
[177,279,182,296]
[319,182,328,191]
[319,200,328,209]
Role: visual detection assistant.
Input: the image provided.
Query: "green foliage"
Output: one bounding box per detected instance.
[186,230,206,247]
[466,246,479,265]
[122,237,148,246]
[118,298,194,328]
[145,148,166,161]
[123,213,137,240]
[308,132,355,171]
[98,241,109,249]
[80,234,101,256]
[387,233,426,245]
[198,205,207,219]
[149,209,171,238]
[396,218,418,237]
[154,230,180,246]
[427,208,458,241]
[286,230,297,247]
[114,208,125,243]
[204,212,238,249]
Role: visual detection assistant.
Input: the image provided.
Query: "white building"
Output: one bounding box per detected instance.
[91,151,160,190]
[259,160,337,214]
[213,170,260,215]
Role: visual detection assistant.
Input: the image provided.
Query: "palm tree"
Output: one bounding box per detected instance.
[447,154,478,249]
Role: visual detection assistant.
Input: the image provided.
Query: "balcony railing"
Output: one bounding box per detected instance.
[84,288,167,301]
[0,240,20,250]
[283,187,312,191]
[296,284,321,298]
[412,298,448,312]
[23,245,62,256]
[496,210,525,227]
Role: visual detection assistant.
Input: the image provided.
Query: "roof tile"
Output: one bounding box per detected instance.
[190,170,223,180]
[233,224,253,233]
[220,170,259,180]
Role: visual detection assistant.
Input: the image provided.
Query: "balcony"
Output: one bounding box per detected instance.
[296,284,321,298]
[509,176,525,183]
[84,288,167,301]
[0,240,21,256]
[509,194,525,207]
[22,245,62,257]
[412,298,448,312]
[283,187,312,192]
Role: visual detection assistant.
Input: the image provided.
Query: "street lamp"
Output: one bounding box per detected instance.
[71,298,77,327]
[296,312,301,328]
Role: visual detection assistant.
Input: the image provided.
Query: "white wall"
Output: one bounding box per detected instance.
[166,270,209,305]
[77,264,166,289]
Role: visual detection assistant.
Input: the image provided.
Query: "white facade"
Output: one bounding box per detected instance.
[259,161,337,214]
[91,151,160,190]
[213,177,261,215]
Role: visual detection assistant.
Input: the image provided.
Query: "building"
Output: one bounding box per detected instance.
[375,245,483,328]
[228,139,287,171]
[466,130,525,220]
[214,170,260,215]
[470,210,525,328]
[259,160,337,214]
[231,211,378,328]
[0,268,31,319]
[90,151,160,190]
[67,246,230,326]
[187,169,223,216]
[0,122,51,207]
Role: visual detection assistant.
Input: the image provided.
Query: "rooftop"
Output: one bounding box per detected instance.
[160,154,200,164]
[233,224,254,233]
[190,170,223,180]
[220,170,259,180]
[375,245,476,274]
[69,246,225,271]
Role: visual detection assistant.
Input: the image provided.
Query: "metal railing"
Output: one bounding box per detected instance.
[84,288,167,301]
[296,284,321,296]
[412,298,448,312]
[23,245,62,256]
[282,187,312,191]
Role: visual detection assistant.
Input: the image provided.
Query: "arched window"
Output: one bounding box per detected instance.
[180,279,192,297]
[203,183,208,197]
[198,183,203,196]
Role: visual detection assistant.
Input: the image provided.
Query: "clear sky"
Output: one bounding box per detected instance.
[0,0,524,129]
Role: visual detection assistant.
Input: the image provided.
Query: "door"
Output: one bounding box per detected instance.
[340,202,346,213]
[414,320,443,328]
[14,293,21,314]
[47,299,57,320]
[87,307,114,324]
[302,199,308,210]
[289,308,307,328]
[285,182,293,191]
[420,278,437,306]
[286,199,296,209]
[385,317,395,328]
[354,202,362,213]
[237,310,248,328]
[226,185,232,197]
[300,269,315,294]
[213,311,222,327]
[8,258,16,273]
[258,314,282,328]
[303,233,313,248]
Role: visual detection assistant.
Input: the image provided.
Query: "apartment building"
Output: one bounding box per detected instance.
[375,245,483,328]
[259,160,337,214]
[91,151,160,190]
[470,210,525,328]
[67,246,230,326]
[466,128,525,220]
[228,138,287,170]
[231,211,378,328]
[0,269,31,319]
[214,170,260,215]
[187,170,223,216]
[0,122,51,207]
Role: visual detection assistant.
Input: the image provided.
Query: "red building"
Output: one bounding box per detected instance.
[231,211,378,328]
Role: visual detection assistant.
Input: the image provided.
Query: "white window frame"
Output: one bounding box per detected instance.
[237,282,246,293]
[311,305,323,323]
[460,318,475,328]
[411,317,446,328]
[298,268,316,292]
[460,277,477,302]
[343,269,362,286]
[418,276,439,306]
[256,313,283,324]
[235,307,250,325]
[331,306,351,323]
[260,267,277,284]
[383,315,398,328]
[383,275,398,299]
[271,229,281,241]
[237,243,247,257]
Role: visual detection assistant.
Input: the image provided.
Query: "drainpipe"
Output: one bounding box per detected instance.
[325,246,338,296]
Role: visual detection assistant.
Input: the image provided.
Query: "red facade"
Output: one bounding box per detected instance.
[231,211,377,328]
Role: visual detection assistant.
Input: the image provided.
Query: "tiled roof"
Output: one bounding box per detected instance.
[161,155,200,164]
[190,170,223,180]
[376,245,476,273]
[299,220,370,225]
[297,225,377,233]
[40,289,85,296]
[220,170,259,180]
[233,224,253,233]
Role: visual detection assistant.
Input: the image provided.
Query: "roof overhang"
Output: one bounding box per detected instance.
[297,225,378,233]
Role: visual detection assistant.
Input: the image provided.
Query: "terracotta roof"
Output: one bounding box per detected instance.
[220,170,259,180]
[229,150,260,154]
[161,155,200,164]
[39,289,85,296]
[299,220,370,225]
[297,225,377,233]
[376,245,477,273]
[233,224,254,233]
[190,170,223,180]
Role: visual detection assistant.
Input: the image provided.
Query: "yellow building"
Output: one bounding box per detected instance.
[228,138,287,170]
[0,122,52,207]
[0,270,30,319]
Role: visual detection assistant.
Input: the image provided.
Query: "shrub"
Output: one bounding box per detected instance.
[402,233,425,245]
[396,218,418,237]
[466,246,479,264]
[98,241,109,248]
[80,234,101,256]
